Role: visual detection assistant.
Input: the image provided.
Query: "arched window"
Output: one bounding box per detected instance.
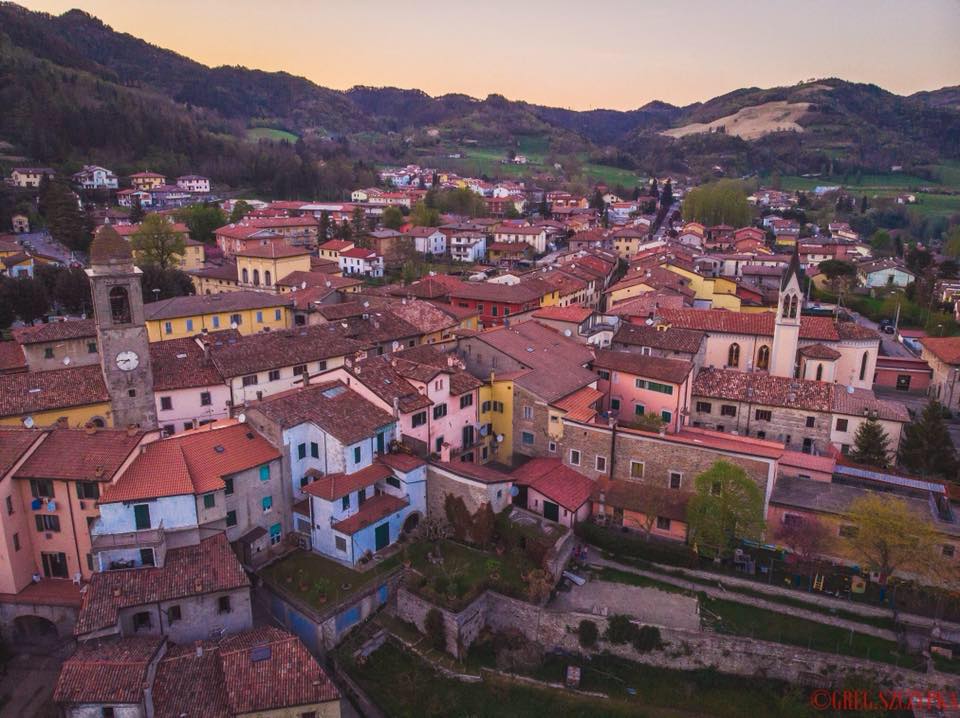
[264,270,272,286]
[781,295,791,318]
[242,268,249,283]
[727,343,740,367]
[756,345,770,370]
[815,363,823,381]
[859,352,868,382]
[90,417,106,428]
[791,295,799,319]
[109,286,131,323]
[253,269,260,286]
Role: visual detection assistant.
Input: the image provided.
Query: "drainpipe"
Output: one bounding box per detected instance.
[66,481,82,580]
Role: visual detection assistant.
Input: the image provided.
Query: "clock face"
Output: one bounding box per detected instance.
[115,350,140,372]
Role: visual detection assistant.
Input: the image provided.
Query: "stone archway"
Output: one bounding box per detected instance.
[12,615,59,647]
[402,511,422,535]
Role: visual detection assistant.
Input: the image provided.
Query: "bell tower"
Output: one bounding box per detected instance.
[769,247,803,378]
[85,225,158,429]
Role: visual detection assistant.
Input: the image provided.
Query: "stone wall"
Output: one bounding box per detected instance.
[425,467,493,523]
[394,586,489,659]
[0,599,78,640]
[512,385,552,460]
[690,398,831,454]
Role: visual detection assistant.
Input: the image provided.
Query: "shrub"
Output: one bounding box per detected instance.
[632,625,662,653]
[578,619,599,648]
[444,495,473,542]
[604,614,637,645]
[425,608,446,652]
[433,575,449,595]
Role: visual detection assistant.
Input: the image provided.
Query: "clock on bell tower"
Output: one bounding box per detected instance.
[85,225,158,429]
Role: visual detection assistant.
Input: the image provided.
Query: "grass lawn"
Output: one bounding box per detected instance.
[702,596,922,669]
[260,549,400,609]
[405,539,537,610]
[246,127,299,142]
[932,653,960,675]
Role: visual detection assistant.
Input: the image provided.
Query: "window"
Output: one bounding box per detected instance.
[836,418,849,432]
[164,321,173,335]
[76,482,100,500]
[262,496,273,512]
[198,391,212,407]
[634,404,645,416]
[185,319,194,332]
[87,342,97,354]
[433,403,448,420]
[669,472,682,490]
[859,352,868,382]
[757,431,766,439]
[309,442,319,459]
[340,495,351,513]
[756,345,770,370]
[109,286,131,323]
[493,401,504,413]
[317,360,327,372]
[482,400,492,412]
[133,611,152,632]
[256,311,264,323]
[353,446,362,463]
[30,479,54,499]
[12,533,19,551]
[4,496,12,515]
[102,708,116,718]
[548,441,557,453]
[167,605,182,623]
[35,514,60,532]
[44,347,54,359]
[270,523,282,545]
[943,544,956,558]
[569,449,581,466]
[610,398,621,411]
[230,314,242,326]
[268,369,280,381]
[521,431,534,446]
[755,409,772,421]
[259,465,270,482]
[297,443,307,460]
[491,306,498,316]
[839,524,859,539]
[597,369,610,380]
[224,478,234,495]
[635,378,673,395]
[656,516,671,531]
[335,536,347,552]
[160,396,173,411]
[460,394,473,409]
[242,374,258,387]
[783,513,803,527]
[805,416,815,428]
[522,405,533,420]
[275,309,281,321]
[815,363,823,381]
[661,410,672,423]
[727,343,740,367]
[695,401,712,413]
[412,411,427,427]
[212,315,220,329]
[242,268,249,283]
[386,476,401,489]
[203,493,216,509]
[218,596,231,614]
[720,405,737,417]
[802,438,814,454]
[293,364,307,376]
[595,456,607,472]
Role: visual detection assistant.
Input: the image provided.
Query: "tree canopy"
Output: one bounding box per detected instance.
[131,214,186,270]
[898,400,958,479]
[680,180,750,227]
[175,203,226,244]
[381,206,405,230]
[848,417,892,468]
[410,201,441,227]
[686,461,765,556]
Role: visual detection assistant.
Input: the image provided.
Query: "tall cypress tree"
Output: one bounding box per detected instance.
[899,400,958,479]
[848,417,891,468]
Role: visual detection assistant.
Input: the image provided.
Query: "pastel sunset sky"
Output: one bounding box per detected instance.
[19,0,960,110]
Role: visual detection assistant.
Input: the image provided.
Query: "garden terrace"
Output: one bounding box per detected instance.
[260,549,402,611]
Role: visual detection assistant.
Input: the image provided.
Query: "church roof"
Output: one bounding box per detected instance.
[90,224,133,265]
[781,244,802,291]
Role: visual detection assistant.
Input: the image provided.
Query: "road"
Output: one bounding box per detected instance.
[845,310,913,358]
[15,231,76,265]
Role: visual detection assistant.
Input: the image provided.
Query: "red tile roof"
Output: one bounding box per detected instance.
[303,463,393,501]
[143,291,292,321]
[377,452,426,473]
[234,244,311,259]
[54,636,165,705]
[101,422,278,503]
[12,319,96,345]
[693,368,834,412]
[532,305,594,323]
[431,461,512,485]
[317,239,354,251]
[659,308,874,342]
[332,493,409,535]
[0,428,41,477]
[593,349,693,385]
[512,458,594,511]
[551,385,604,422]
[920,336,960,365]
[75,533,249,636]
[15,428,144,482]
[0,364,108,419]
[798,343,842,360]
[150,335,227,390]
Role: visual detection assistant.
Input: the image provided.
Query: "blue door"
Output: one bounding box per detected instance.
[375,522,390,551]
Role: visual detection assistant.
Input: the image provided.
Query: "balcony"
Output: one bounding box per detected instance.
[90,520,166,552]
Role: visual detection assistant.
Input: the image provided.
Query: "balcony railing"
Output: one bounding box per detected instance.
[90,521,165,551]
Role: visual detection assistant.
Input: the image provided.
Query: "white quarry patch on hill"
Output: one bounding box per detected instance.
[661,100,812,140]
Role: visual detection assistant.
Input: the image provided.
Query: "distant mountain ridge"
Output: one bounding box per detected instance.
[0,2,958,185]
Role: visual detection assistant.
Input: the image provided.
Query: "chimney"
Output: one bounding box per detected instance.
[84,423,97,435]
[195,640,203,658]
[127,424,139,437]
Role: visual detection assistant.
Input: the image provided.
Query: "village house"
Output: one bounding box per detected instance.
[856,258,915,288]
[176,174,211,193]
[442,227,487,263]
[409,226,446,255]
[215,216,320,256]
[10,167,54,188]
[143,291,294,341]
[149,335,231,435]
[71,165,118,190]
[129,171,166,190]
[510,457,594,527]
[339,247,384,278]
[492,225,547,254]
[919,337,960,413]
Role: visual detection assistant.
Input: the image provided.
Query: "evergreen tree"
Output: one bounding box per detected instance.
[899,400,958,479]
[660,179,673,208]
[318,211,330,241]
[229,200,252,224]
[351,206,366,236]
[40,179,90,253]
[381,206,404,230]
[860,194,869,214]
[129,197,145,224]
[538,198,549,218]
[175,204,225,244]
[589,189,605,211]
[649,178,659,198]
[848,417,891,468]
[11,276,50,323]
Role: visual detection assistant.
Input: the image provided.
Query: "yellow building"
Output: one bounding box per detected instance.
[317,239,355,261]
[235,245,312,292]
[480,373,518,460]
[0,364,114,428]
[144,291,294,341]
[180,239,206,271]
[114,220,205,272]
[129,171,166,190]
[662,262,743,311]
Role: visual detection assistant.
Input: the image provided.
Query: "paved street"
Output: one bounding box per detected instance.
[846,310,914,357]
[13,231,75,265]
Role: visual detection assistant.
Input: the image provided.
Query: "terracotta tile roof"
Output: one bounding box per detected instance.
[75,533,249,636]
[798,343,842,360]
[394,344,482,395]
[831,387,910,422]
[612,322,705,354]
[0,341,26,373]
[234,244,311,259]
[317,239,354,251]
[551,385,604,422]
[12,319,96,345]
[275,271,359,290]
[532,305,594,323]
[512,457,594,512]
[431,461,513,485]
[606,293,686,318]
[341,247,379,259]
[336,312,422,345]
[835,321,878,341]
[206,324,368,377]
[693,368,833,412]
[919,336,960,364]
[144,291,292,321]
[303,463,393,501]
[342,356,433,413]
[90,225,133,264]
[368,297,457,335]
[54,636,165,705]
[332,492,409,535]
[377,452,426,473]
[150,335,226,390]
[592,350,693,385]
[0,428,41,476]
[387,276,462,300]
[101,422,278,503]
[191,259,238,281]
[15,428,144,482]
[251,381,395,445]
[595,481,693,523]
[0,364,108,419]
[659,308,857,342]
[447,280,544,304]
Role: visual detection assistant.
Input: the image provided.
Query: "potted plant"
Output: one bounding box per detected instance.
[402,547,412,569]
[314,579,331,605]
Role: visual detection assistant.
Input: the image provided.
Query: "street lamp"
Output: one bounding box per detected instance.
[939,323,945,337]
[152,288,160,302]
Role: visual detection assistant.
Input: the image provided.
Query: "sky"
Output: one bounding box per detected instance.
[18,0,960,110]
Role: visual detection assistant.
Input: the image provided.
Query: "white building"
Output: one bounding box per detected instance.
[409,226,446,256]
[177,175,211,193]
[339,247,385,277]
[72,165,119,190]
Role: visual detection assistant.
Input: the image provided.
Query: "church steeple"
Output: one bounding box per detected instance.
[769,245,803,378]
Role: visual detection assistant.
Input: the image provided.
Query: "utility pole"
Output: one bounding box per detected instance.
[893,300,901,334]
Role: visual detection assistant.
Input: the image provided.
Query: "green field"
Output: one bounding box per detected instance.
[246,127,299,142]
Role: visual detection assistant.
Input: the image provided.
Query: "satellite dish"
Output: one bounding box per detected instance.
[846,385,854,394]
[23,416,35,429]
[563,329,572,337]
[230,322,238,330]
[645,318,654,326]
[510,485,519,497]
[496,434,505,443]
[237,413,246,423]
[62,357,71,366]
[479,425,489,436]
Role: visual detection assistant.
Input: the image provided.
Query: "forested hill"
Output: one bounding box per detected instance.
[1,2,958,192]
